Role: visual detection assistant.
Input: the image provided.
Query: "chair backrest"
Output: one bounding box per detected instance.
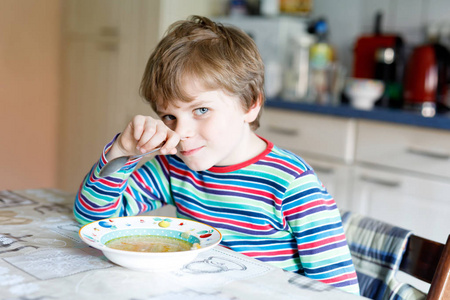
[340,211,449,300]
[399,234,450,300]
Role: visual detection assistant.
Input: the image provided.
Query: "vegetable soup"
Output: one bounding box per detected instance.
[105,235,192,252]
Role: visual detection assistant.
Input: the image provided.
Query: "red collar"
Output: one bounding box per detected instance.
[207,136,273,173]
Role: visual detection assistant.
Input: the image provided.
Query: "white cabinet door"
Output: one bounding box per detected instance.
[258,108,356,163]
[356,120,450,179]
[60,29,122,191]
[352,166,450,244]
[63,0,121,36]
[59,0,161,191]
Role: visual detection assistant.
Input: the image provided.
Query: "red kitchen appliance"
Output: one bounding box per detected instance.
[403,43,450,112]
[352,12,404,108]
[353,12,404,81]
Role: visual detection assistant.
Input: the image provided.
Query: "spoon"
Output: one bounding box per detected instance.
[99,147,161,177]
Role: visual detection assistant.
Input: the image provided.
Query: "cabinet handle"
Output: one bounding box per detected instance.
[97,42,118,52]
[99,26,119,37]
[359,175,401,187]
[406,146,450,160]
[267,125,299,136]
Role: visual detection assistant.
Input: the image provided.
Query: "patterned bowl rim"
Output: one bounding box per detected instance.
[78,216,222,256]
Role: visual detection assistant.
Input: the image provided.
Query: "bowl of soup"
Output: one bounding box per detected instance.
[78,216,222,271]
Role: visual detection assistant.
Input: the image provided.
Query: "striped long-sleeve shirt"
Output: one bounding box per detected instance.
[74,137,360,295]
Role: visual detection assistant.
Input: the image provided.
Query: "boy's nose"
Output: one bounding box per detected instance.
[175,119,195,140]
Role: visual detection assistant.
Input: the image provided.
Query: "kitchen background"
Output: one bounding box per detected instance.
[1,0,450,288]
[4,0,450,186]
[2,0,450,293]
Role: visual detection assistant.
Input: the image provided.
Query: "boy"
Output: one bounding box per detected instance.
[74,16,359,294]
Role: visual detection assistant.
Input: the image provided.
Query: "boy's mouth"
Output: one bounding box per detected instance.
[180,146,204,156]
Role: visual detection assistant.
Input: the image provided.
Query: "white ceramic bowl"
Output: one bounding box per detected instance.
[79,216,222,272]
[345,78,385,110]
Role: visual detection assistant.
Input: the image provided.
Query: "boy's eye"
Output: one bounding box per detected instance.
[162,114,176,121]
[194,107,209,115]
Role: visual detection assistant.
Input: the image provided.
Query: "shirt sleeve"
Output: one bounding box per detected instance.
[73,135,172,225]
[282,170,360,295]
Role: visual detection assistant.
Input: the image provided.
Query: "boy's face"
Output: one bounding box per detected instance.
[156,79,261,171]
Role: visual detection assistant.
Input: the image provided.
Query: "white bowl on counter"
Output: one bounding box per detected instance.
[345,78,385,110]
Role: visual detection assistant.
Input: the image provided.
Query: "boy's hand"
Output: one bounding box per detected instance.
[107,115,179,160]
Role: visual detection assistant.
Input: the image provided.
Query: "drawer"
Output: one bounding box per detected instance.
[356,120,450,179]
[352,165,450,244]
[257,108,356,163]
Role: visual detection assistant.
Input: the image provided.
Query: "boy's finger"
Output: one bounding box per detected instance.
[131,115,149,142]
[160,131,180,155]
[136,119,157,149]
[138,126,167,153]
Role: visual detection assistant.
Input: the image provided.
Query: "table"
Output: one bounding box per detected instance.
[0,189,366,300]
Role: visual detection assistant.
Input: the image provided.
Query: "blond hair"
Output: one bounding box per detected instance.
[140,15,265,130]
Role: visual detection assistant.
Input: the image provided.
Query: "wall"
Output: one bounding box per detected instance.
[0,0,61,190]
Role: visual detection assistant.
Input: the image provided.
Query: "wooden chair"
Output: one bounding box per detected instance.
[399,234,450,300]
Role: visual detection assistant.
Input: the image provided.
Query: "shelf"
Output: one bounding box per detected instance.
[265,98,450,131]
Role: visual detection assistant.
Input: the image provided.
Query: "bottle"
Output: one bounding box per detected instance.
[309,18,334,105]
[281,27,315,102]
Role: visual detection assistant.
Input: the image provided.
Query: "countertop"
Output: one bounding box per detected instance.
[265,98,450,131]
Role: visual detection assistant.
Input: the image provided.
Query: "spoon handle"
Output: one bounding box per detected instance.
[99,147,162,178]
[130,147,162,159]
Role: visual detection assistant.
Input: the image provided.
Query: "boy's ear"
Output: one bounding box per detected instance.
[244,94,263,123]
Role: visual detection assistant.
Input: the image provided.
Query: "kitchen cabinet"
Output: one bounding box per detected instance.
[59,0,161,191]
[354,120,450,244]
[351,166,450,244]
[356,120,450,179]
[63,0,121,36]
[259,108,356,163]
[259,107,450,245]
